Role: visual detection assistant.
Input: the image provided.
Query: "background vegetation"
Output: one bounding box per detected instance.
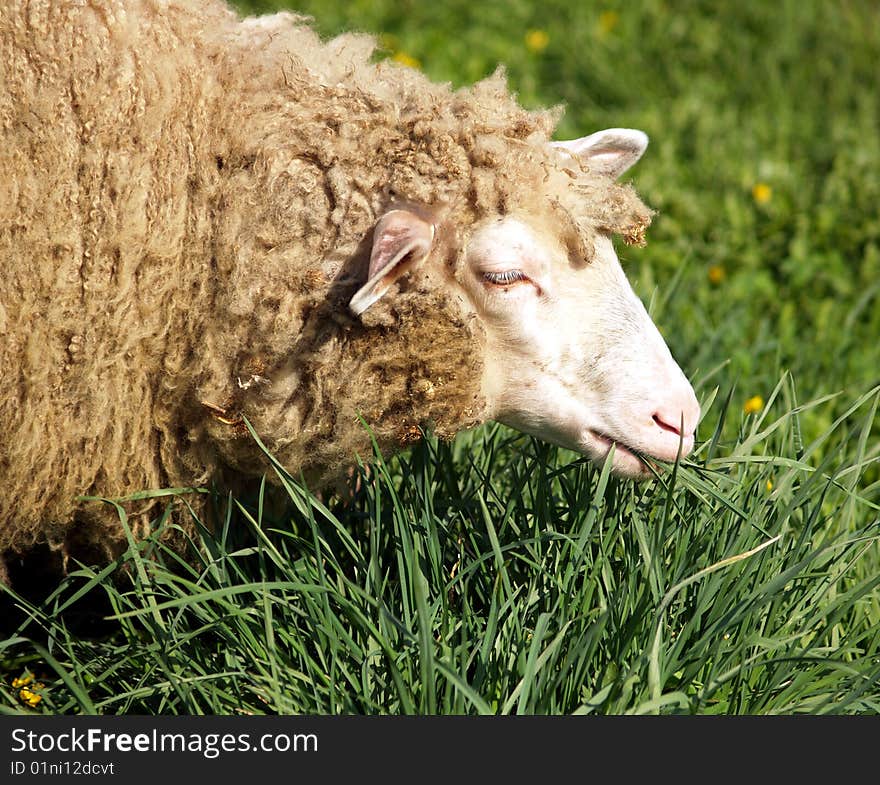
[2,0,878,714]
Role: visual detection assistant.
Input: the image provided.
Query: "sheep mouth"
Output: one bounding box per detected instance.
[587,429,655,477]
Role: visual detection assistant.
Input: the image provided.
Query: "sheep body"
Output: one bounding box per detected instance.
[0,0,650,565]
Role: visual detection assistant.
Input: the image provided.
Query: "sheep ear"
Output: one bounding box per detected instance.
[552,128,648,179]
[349,209,435,316]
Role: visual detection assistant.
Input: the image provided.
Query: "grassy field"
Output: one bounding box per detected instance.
[2,0,878,714]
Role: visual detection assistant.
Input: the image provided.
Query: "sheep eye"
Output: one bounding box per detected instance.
[482,270,527,286]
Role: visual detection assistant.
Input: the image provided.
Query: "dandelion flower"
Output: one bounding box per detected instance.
[12,673,34,689]
[19,686,43,707]
[708,264,726,285]
[392,51,420,69]
[744,395,764,415]
[597,10,620,36]
[765,479,774,492]
[14,675,45,708]
[525,29,549,53]
[752,182,772,204]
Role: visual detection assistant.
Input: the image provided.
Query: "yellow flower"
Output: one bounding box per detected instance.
[392,51,420,69]
[12,672,45,706]
[597,10,620,36]
[752,182,772,204]
[744,395,764,415]
[765,479,774,492]
[12,673,33,689]
[19,686,43,707]
[525,29,549,53]
[12,673,46,707]
[707,264,726,285]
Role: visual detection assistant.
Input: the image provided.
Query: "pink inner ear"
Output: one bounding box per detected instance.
[349,208,436,316]
[368,209,435,279]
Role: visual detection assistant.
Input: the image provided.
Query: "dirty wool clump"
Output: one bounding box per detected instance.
[0,0,652,569]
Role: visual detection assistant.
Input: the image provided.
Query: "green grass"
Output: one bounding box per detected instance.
[2,0,879,714]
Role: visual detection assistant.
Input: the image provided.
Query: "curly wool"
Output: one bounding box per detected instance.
[0,0,652,564]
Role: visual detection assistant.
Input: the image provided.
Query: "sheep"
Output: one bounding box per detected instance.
[0,0,700,576]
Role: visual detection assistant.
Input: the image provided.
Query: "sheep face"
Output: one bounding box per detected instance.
[464,217,699,477]
[350,129,700,477]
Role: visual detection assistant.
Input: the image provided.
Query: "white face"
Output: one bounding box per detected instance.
[461,216,700,477]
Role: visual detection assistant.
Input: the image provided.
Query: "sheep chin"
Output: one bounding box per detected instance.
[581,429,654,479]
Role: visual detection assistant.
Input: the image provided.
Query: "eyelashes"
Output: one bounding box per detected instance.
[480,269,544,296]
[482,269,528,286]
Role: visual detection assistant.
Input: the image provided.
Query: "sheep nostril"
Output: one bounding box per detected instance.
[652,413,684,437]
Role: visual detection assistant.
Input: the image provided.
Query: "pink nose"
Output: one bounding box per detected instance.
[645,385,700,461]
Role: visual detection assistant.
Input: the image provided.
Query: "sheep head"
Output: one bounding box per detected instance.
[350,129,700,478]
